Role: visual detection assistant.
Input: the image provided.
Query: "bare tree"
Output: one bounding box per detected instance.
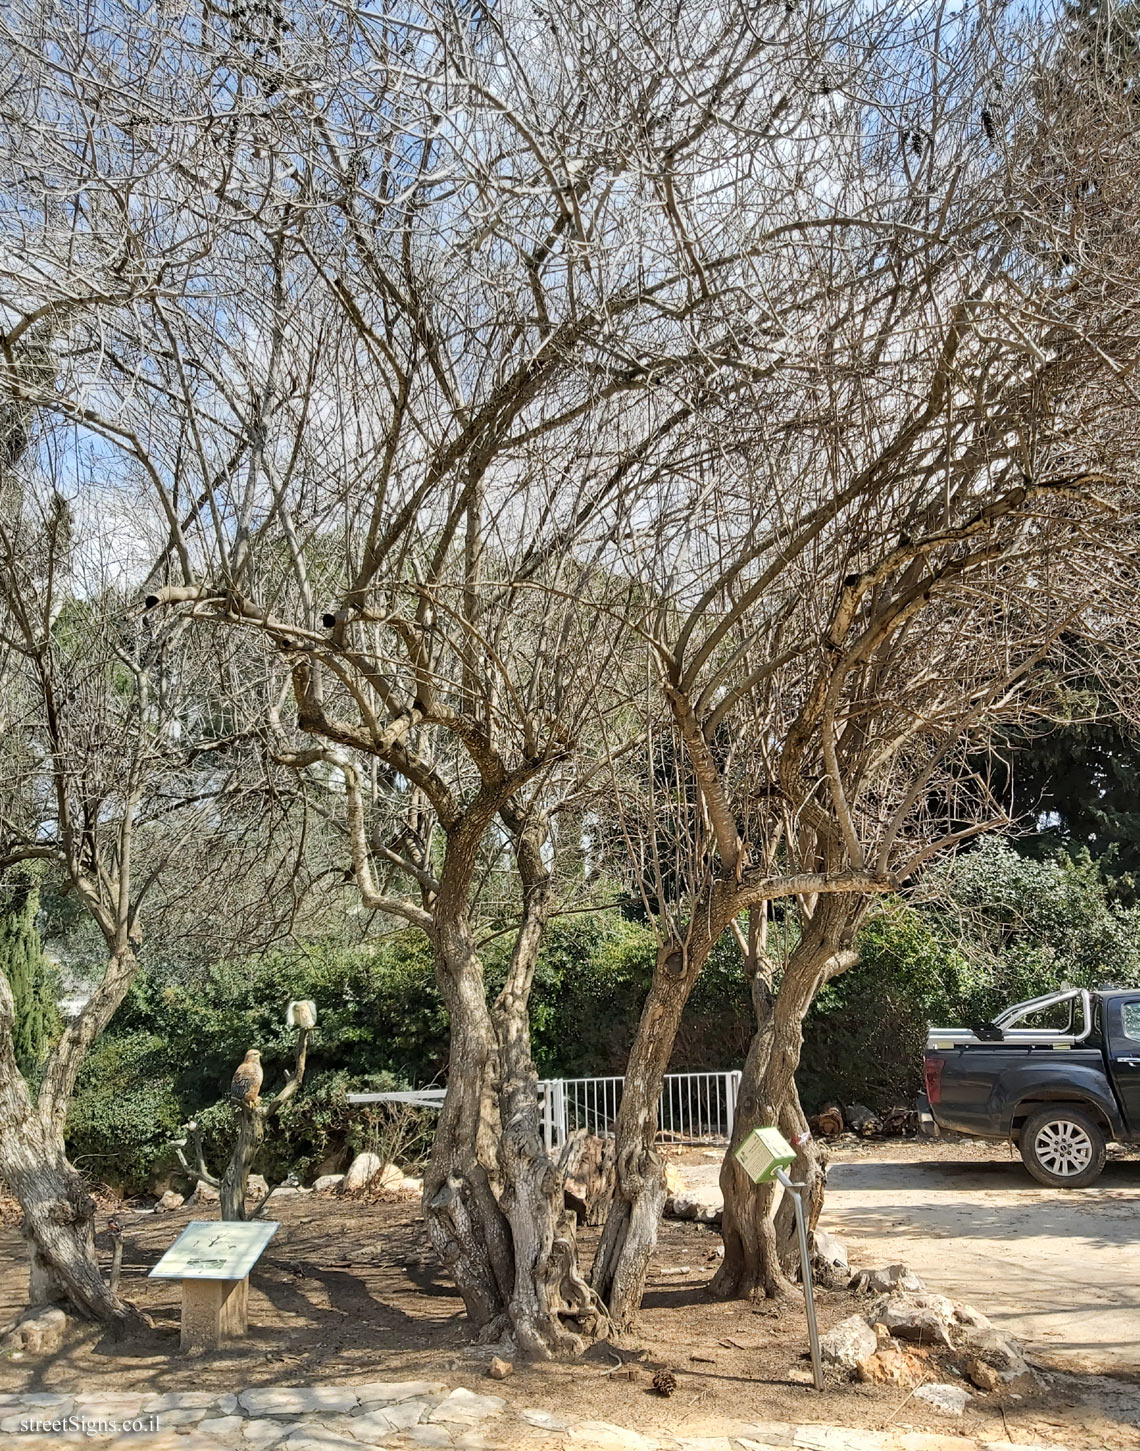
[586,8,1140,1319]
[8,0,1140,1351]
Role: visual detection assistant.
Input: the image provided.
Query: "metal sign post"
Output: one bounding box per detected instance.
[775,1165,824,1391]
[734,1125,824,1392]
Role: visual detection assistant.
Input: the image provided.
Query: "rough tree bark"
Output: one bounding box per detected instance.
[591,879,738,1330]
[712,898,860,1300]
[0,951,141,1324]
[422,917,517,1337]
[490,815,607,1357]
[424,807,605,1356]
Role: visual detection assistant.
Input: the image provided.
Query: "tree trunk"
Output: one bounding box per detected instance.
[712,901,858,1300]
[219,1028,309,1220]
[220,1103,266,1221]
[592,881,737,1330]
[0,969,136,1324]
[0,1107,131,1323]
[491,824,606,1358]
[422,923,516,1339]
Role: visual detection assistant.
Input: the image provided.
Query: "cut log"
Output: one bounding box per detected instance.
[844,1103,882,1137]
[809,1105,844,1138]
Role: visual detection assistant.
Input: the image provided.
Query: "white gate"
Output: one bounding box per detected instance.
[538,1070,740,1153]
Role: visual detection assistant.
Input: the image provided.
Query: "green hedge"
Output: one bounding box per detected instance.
[799,840,1140,1110]
[66,840,1140,1189]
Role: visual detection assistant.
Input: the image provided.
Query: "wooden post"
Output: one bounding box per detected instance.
[179,1275,249,1351]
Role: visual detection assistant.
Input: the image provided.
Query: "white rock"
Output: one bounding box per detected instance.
[914,1383,972,1418]
[427,1389,505,1424]
[959,1326,1030,1379]
[73,1392,146,1417]
[199,1416,246,1437]
[521,1409,569,1430]
[819,1314,877,1371]
[735,1423,793,1446]
[3,1393,74,1412]
[286,1435,360,1451]
[313,1174,345,1192]
[142,1392,222,1413]
[812,1229,849,1270]
[2,1306,69,1355]
[246,1174,271,1200]
[665,1187,724,1224]
[240,1388,361,1417]
[160,1407,216,1426]
[870,1291,957,1346]
[186,1181,221,1208]
[791,1429,886,1450]
[402,1429,453,1448]
[356,1382,446,1404]
[566,1422,654,1450]
[155,1189,185,1212]
[349,1402,428,1437]
[245,1419,306,1443]
[852,1264,925,1295]
[343,1152,383,1192]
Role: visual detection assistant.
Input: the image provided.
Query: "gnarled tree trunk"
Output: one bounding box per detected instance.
[491,817,607,1358]
[592,880,737,1330]
[0,1093,130,1323]
[423,921,517,1338]
[712,899,860,1300]
[425,814,604,1357]
[0,950,141,1324]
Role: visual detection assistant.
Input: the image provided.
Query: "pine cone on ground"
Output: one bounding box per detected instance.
[651,1368,677,1397]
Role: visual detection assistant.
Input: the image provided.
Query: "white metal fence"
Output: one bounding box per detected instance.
[538,1070,740,1153]
[349,1071,742,1155]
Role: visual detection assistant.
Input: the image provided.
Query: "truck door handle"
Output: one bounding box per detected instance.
[1116,1056,1140,1066]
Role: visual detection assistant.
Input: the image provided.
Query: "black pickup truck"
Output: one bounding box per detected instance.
[922,987,1140,1187]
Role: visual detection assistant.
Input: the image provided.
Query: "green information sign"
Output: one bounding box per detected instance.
[149,1220,279,1282]
[734,1125,797,1184]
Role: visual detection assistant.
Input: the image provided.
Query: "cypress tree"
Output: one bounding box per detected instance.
[0,884,58,1078]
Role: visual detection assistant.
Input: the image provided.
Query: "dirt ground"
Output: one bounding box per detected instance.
[819,1136,1140,1379]
[1,1171,1139,1449]
[673,1135,1140,1378]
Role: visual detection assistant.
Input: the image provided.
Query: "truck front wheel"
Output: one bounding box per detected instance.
[1019,1106,1106,1188]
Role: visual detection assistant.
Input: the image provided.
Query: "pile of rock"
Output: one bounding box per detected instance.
[339,1153,422,1196]
[818,1263,1034,1415]
[663,1160,723,1225]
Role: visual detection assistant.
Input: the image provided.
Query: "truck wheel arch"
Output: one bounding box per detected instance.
[1010,1094,1115,1144]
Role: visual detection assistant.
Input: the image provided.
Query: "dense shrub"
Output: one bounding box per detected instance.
[67,1031,185,1191]
[66,839,1140,1187]
[800,841,1140,1111]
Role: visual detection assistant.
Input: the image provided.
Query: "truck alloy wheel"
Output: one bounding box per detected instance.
[1018,1105,1107,1188]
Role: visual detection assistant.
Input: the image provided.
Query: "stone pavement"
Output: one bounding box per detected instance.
[0,1383,1075,1451]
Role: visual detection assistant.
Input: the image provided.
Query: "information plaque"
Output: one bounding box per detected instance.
[149,1219,279,1282]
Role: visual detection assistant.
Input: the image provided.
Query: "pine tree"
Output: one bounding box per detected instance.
[0,884,58,1078]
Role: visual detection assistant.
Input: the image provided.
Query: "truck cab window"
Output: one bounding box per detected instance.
[1120,1002,1140,1043]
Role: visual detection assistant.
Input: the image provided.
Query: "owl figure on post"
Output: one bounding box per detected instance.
[286,999,317,1030]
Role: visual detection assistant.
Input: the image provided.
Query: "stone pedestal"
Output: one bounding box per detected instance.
[180,1275,248,1351]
